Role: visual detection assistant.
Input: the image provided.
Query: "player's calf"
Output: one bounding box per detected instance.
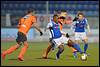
[1,52,6,60]
[1,44,20,60]
[83,39,88,54]
[56,45,64,60]
[68,40,83,54]
[42,44,52,59]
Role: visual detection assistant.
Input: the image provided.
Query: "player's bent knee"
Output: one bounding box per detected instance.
[67,40,74,47]
[85,39,88,43]
[47,45,52,51]
[16,44,21,49]
[23,41,28,48]
[24,45,28,48]
[75,40,80,44]
[83,39,88,44]
[83,37,88,42]
[24,44,28,48]
[48,44,52,48]
[59,45,64,51]
[59,47,64,53]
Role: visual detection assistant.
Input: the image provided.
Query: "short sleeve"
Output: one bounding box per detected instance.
[32,16,37,23]
[84,18,88,25]
[18,18,24,25]
[46,22,53,28]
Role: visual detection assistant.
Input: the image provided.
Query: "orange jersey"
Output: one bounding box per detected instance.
[18,15,37,35]
[58,18,63,31]
[58,16,72,31]
[59,22,63,31]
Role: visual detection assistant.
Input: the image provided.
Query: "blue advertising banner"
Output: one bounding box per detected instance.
[1,28,34,41]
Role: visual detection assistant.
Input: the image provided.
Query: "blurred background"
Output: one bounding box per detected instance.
[1,1,99,42]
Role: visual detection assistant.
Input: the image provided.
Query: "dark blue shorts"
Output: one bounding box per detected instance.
[16,32,27,44]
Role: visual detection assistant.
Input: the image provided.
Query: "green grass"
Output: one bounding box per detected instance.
[1,41,99,66]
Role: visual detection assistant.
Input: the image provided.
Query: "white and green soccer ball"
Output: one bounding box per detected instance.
[80,54,87,61]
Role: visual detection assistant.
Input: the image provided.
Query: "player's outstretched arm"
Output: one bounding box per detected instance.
[33,22,43,36]
[61,31,70,38]
[86,19,91,35]
[70,22,76,32]
[87,24,91,32]
[86,24,91,35]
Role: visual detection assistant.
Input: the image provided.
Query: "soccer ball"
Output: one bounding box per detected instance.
[80,54,87,61]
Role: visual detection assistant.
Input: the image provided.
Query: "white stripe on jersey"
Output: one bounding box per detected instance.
[51,29,54,38]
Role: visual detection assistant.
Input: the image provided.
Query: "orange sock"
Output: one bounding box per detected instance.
[3,45,18,55]
[18,45,28,58]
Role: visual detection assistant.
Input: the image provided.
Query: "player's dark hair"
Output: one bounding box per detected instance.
[53,14,58,19]
[59,16,65,19]
[27,9,34,14]
[77,12,85,17]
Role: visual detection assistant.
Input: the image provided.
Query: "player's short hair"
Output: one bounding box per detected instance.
[59,16,66,19]
[53,14,58,19]
[77,12,85,17]
[27,9,34,14]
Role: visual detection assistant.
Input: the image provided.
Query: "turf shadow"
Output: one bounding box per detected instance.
[8,58,18,60]
[35,57,56,60]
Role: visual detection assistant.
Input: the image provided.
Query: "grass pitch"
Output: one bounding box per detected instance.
[1,41,99,66]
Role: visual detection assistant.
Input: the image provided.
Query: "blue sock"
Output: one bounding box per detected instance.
[73,51,77,58]
[84,43,88,53]
[72,44,82,54]
[56,48,64,59]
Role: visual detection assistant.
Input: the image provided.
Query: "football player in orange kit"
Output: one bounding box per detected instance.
[1,9,43,61]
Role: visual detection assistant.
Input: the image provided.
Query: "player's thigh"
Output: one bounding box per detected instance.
[49,38,55,47]
[67,39,75,46]
[83,37,88,43]
[47,41,53,49]
[16,32,22,45]
[53,38,62,48]
[81,32,88,43]
[75,32,81,41]
[58,44,64,50]
[75,40,80,44]
[61,35,69,44]
[16,32,27,45]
